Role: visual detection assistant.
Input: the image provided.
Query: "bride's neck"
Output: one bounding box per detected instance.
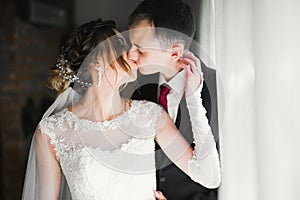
[74,85,128,122]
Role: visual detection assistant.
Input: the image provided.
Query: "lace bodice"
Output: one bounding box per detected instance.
[39,100,164,200]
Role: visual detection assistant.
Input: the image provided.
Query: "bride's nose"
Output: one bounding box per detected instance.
[127,46,138,64]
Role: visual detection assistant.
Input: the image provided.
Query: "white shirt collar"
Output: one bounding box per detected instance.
[159,70,186,97]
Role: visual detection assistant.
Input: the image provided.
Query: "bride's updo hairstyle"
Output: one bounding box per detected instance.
[49,18,130,94]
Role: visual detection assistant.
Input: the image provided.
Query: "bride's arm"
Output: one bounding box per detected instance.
[35,129,62,200]
[154,53,221,189]
[154,110,220,189]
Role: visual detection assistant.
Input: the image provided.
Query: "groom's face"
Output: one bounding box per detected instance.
[128,20,176,76]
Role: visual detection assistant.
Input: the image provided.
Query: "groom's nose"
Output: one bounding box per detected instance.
[128,47,138,63]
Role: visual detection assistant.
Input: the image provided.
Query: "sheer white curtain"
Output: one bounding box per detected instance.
[199,0,300,199]
[214,0,258,199]
[253,0,300,199]
[198,0,217,68]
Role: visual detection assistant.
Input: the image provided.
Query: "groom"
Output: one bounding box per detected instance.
[126,0,220,199]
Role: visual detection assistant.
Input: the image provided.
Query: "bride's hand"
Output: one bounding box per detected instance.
[178,52,203,97]
[154,190,167,200]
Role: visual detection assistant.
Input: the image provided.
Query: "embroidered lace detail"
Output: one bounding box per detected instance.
[64,100,142,133]
[38,100,162,200]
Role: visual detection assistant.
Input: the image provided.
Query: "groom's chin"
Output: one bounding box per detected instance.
[138,68,159,75]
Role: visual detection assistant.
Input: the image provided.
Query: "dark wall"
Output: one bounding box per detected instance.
[75,0,141,31]
[0,0,73,199]
[74,0,201,40]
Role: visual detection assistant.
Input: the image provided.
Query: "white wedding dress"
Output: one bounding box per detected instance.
[39,100,164,200]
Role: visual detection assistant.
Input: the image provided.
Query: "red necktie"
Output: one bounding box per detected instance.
[159,85,171,112]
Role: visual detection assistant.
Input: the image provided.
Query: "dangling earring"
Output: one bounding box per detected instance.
[96,66,103,87]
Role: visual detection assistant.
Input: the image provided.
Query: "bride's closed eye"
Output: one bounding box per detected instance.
[137,48,144,55]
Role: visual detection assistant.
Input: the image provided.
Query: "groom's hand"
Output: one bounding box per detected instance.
[154,190,167,200]
[178,52,203,97]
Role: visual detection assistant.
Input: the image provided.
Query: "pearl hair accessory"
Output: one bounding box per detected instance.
[56,54,92,88]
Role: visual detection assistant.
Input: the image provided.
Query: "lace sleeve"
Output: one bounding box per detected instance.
[22,117,72,200]
[22,127,62,200]
[185,90,221,188]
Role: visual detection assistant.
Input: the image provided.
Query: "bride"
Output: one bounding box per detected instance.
[22,19,220,200]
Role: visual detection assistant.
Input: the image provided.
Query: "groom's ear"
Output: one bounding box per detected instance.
[170,43,184,59]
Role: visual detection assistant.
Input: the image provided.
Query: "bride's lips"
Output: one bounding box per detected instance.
[130,61,138,68]
[125,56,138,69]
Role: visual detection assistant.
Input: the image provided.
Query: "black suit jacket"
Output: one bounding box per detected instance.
[122,62,219,200]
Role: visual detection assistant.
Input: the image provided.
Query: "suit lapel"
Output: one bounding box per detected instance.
[176,97,194,145]
[175,103,181,128]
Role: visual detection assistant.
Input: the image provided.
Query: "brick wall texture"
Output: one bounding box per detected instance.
[0,1,72,199]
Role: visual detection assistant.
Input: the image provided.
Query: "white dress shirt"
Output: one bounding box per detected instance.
[158,70,186,122]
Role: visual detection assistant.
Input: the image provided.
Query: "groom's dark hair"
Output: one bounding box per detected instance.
[129,0,196,48]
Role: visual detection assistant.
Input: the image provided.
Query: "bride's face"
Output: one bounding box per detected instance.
[119,53,138,83]
[92,31,138,88]
[113,31,138,85]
